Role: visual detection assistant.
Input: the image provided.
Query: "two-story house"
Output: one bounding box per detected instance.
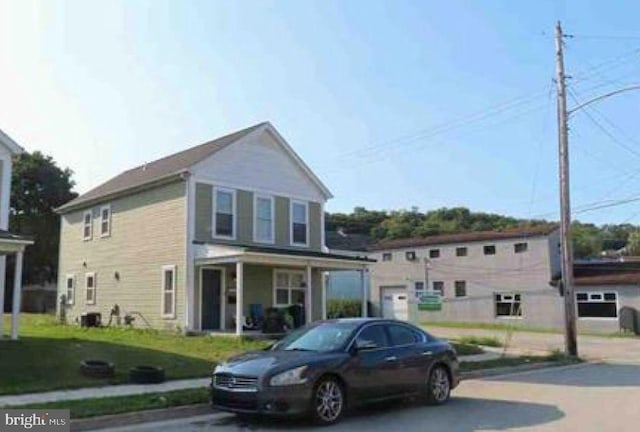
[368,226,564,328]
[56,122,371,335]
[0,129,34,340]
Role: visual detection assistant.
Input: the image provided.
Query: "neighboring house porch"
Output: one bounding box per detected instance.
[192,243,371,335]
[0,231,34,340]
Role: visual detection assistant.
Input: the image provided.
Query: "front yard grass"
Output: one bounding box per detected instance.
[0,314,268,395]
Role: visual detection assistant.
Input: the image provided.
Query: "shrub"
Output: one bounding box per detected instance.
[327,299,362,319]
[458,335,503,347]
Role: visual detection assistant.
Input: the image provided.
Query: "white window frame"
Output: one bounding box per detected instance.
[253,194,275,244]
[273,269,306,307]
[212,187,236,240]
[290,200,309,247]
[65,274,75,305]
[100,204,111,238]
[161,265,177,319]
[82,210,93,241]
[432,281,444,296]
[576,291,618,320]
[85,272,96,305]
[414,281,426,299]
[495,292,523,318]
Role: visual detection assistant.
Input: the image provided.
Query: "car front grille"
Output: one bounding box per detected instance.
[213,374,259,392]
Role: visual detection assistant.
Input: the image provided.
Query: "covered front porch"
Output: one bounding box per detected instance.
[191,244,372,335]
[0,230,34,340]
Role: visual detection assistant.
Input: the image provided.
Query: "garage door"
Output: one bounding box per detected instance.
[381,286,408,321]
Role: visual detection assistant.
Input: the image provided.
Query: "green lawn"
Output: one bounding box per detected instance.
[0,314,268,395]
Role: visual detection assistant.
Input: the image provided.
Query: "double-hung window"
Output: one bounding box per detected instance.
[455,280,467,297]
[432,281,444,296]
[162,265,177,318]
[66,275,75,305]
[213,188,235,238]
[274,270,306,307]
[291,201,308,246]
[83,211,93,240]
[414,281,426,299]
[85,273,96,305]
[100,205,111,237]
[576,292,617,318]
[254,195,274,243]
[495,293,522,317]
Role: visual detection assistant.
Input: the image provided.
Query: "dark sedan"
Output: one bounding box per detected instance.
[211,318,459,425]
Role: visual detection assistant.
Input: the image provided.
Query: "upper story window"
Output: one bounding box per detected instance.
[406,251,417,261]
[82,211,93,241]
[382,252,392,261]
[213,188,235,238]
[291,200,308,246]
[254,195,275,243]
[429,249,440,258]
[483,245,496,255]
[100,205,111,237]
[514,242,528,253]
[456,247,467,257]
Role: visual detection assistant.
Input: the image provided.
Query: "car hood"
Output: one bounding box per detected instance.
[215,350,343,377]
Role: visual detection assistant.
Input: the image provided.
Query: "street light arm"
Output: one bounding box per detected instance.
[568,84,640,116]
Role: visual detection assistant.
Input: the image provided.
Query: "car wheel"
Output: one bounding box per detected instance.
[425,365,451,405]
[311,377,345,425]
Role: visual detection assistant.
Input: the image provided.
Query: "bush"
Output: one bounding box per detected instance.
[327,299,362,319]
[458,335,503,347]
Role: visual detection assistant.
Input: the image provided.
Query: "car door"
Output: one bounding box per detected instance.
[386,323,436,394]
[345,323,397,401]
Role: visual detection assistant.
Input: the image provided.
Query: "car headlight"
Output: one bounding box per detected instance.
[269,366,308,386]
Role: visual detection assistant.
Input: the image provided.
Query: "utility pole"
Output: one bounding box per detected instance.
[555,21,578,357]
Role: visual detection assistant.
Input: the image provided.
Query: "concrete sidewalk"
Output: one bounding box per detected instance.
[0,378,210,407]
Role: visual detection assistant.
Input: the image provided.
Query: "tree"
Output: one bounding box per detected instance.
[9,151,77,285]
[626,230,640,256]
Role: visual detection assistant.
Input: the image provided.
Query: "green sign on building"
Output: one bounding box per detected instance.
[418,293,442,311]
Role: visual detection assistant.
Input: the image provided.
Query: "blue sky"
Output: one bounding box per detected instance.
[1,0,640,225]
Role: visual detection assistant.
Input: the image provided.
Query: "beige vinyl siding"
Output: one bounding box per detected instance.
[194,182,323,252]
[57,181,187,330]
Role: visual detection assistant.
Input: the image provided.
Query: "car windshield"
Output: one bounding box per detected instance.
[271,322,360,353]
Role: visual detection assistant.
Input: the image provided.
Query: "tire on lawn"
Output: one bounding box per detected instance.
[80,360,115,379]
[129,365,166,384]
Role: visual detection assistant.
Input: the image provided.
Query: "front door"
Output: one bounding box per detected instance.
[202,268,222,330]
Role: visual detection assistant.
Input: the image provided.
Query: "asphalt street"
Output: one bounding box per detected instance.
[97,362,640,432]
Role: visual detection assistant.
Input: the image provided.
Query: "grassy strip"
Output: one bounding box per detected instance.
[458,335,503,347]
[460,352,581,372]
[422,321,559,334]
[450,342,484,356]
[10,388,210,419]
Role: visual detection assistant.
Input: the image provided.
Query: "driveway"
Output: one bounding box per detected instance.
[424,325,640,363]
[96,362,640,432]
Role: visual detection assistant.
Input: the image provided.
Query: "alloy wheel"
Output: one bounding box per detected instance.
[315,379,344,423]
[430,367,450,403]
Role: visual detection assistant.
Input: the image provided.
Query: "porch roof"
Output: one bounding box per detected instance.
[193,241,374,270]
[0,230,34,253]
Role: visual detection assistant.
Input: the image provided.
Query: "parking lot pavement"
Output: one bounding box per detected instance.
[96,362,640,432]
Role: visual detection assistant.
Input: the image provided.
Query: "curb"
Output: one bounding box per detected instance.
[71,361,580,431]
[70,404,213,432]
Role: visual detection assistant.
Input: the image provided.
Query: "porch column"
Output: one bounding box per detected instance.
[360,268,367,318]
[11,251,24,340]
[235,261,243,336]
[306,264,312,324]
[0,256,5,339]
[321,272,327,320]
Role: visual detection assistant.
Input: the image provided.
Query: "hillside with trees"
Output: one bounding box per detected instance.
[325,207,639,259]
